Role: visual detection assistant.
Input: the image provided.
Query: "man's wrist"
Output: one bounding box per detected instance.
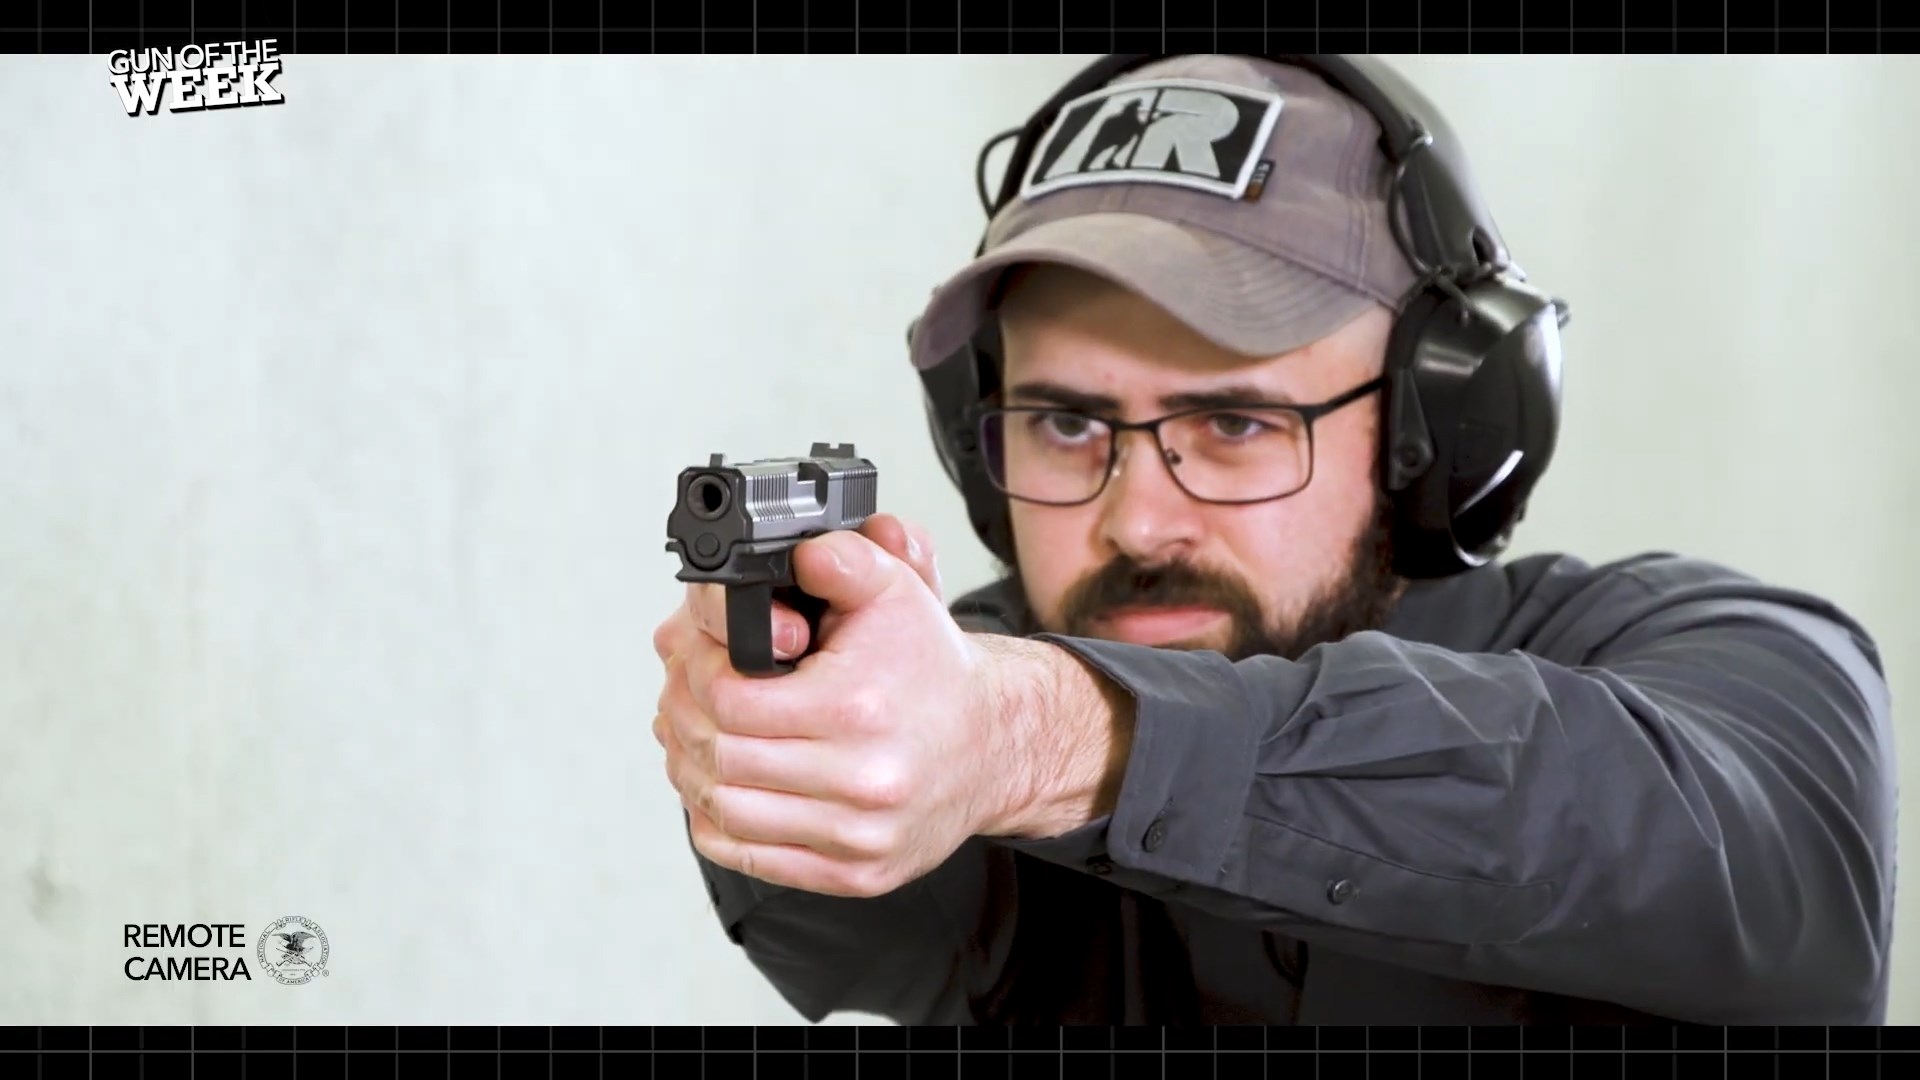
[971,633,1137,840]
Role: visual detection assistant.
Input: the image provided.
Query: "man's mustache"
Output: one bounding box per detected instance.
[1059,556,1264,630]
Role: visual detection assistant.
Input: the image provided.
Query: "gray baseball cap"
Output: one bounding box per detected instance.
[908,55,1424,373]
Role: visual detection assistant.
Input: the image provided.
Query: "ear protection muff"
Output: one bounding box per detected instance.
[911,54,1570,579]
[915,316,1014,563]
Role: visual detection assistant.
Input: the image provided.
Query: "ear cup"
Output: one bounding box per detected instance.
[917,325,1019,567]
[1382,276,1565,579]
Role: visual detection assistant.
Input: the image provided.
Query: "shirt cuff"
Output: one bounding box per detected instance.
[999,634,1264,892]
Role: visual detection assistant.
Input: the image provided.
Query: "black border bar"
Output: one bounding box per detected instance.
[8,0,1915,52]
[4,1026,1920,1080]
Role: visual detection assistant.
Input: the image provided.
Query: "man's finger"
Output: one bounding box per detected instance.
[899,518,942,600]
[687,804,888,897]
[859,513,911,563]
[686,582,811,661]
[667,663,844,801]
[857,514,943,600]
[698,729,852,803]
[662,727,723,824]
[792,529,905,617]
[680,643,914,795]
[695,782,887,859]
[681,631,829,739]
[654,606,701,663]
[662,647,728,769]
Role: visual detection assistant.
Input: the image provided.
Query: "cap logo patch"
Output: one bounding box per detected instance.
[1022,78,1284,201]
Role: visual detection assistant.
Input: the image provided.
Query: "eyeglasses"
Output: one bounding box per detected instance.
[973,377,1385,506]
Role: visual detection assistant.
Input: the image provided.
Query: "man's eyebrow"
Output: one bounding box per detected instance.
[1004,381,1121,413]
[1158,384,1298,410]
[1005,380,1296,413]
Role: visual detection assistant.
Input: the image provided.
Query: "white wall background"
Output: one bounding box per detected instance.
[0,56,1914,1024]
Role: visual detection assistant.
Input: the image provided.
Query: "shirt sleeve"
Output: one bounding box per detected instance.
[692,824,1019,1023]
[998,567,1897,1024]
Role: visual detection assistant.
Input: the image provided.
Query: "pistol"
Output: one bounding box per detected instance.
[665,442,879,676]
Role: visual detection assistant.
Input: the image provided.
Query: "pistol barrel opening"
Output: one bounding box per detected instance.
[688,474,732,521]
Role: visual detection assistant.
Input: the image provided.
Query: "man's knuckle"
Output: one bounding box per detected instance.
[832,816,892,860]
[848,861,898,898]
[689,829,720,863]
[826,818,865,858]
[698,783,725,829]
[690,723,716,760]
[841,685,887,732]
[698,587,727,638]
[703,671,736,725]
[850,758,910,810]
[685,716,715,755]
[822,860,865,897]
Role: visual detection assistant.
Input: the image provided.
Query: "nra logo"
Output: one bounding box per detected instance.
[1021,77,1283,202]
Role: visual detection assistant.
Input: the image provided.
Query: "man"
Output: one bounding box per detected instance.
[651,55,1896,1024]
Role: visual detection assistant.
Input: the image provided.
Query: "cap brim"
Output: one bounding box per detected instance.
[909,213,1381,372]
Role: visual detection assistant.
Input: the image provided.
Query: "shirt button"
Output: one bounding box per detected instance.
[1327,878,1356,905]
[1142,818,1169,852]
[1087,856,1113,876]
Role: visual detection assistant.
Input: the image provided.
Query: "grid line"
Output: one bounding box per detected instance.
[25,0,1907,50]
[8,1022,1919,1075]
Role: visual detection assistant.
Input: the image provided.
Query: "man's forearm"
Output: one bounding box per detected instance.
[971,632,1137,840]
[980,600,1896,1023]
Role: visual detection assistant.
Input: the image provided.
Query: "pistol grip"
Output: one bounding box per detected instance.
[725,581,829,677]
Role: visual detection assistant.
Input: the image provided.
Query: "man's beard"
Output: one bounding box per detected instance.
[1006,492,1404,662]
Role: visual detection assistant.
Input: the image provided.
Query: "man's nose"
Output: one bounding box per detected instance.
[1096,431,1204,563]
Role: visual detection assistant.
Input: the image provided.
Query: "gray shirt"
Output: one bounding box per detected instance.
[688,551,1896,1024]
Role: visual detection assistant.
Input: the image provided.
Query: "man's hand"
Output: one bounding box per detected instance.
[652,514,1136,897]
[652,514,1054,898]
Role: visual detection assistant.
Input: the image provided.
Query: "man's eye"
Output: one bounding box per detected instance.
[1036,412,1099,441]
[1206,412,1271,439]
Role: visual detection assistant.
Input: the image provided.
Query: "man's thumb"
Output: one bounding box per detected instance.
[792,529,900,614]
